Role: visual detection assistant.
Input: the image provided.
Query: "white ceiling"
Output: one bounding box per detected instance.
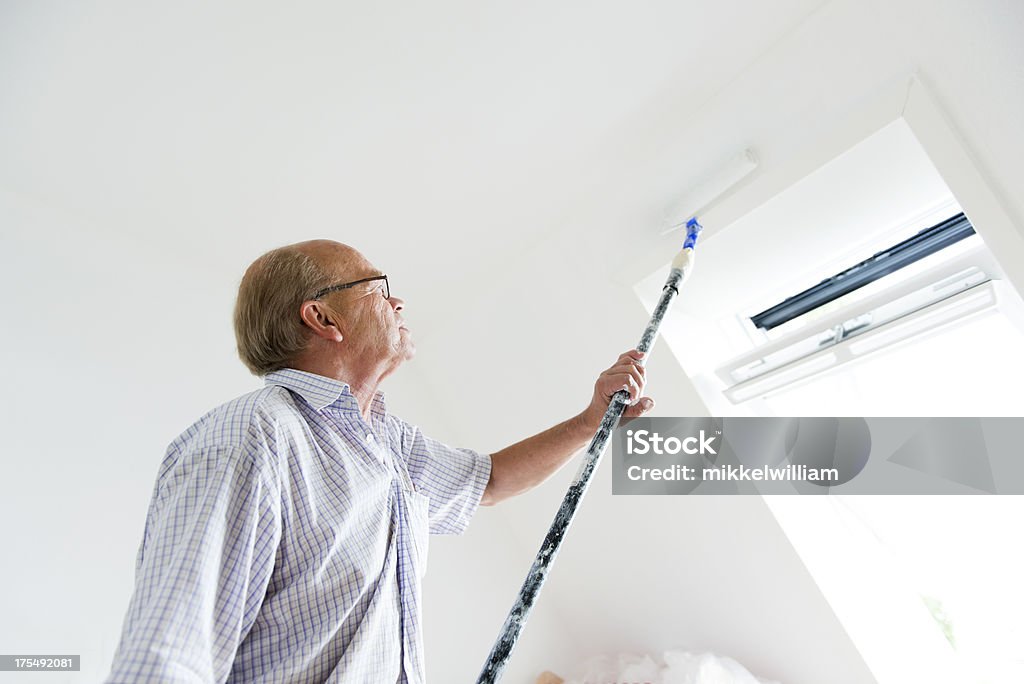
[0,0,825,306]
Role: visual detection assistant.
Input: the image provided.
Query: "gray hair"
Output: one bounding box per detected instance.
[234,245,333,376]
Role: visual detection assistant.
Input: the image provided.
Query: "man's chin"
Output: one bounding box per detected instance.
[397,333,415,360]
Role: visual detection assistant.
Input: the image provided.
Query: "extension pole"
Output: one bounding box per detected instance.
[475,219,704,684]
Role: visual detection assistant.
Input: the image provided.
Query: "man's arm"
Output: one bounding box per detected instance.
[107,445,281,683]
[481,349,654,506]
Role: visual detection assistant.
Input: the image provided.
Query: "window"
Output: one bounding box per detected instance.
[633,78,1024,684]
[635,117,1024,417]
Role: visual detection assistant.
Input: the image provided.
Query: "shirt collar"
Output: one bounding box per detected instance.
[264,368,387,414]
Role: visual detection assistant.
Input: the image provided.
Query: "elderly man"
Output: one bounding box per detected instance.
[107,240,653,683]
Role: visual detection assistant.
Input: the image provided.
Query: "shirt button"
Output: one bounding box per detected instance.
[365,433,375,443]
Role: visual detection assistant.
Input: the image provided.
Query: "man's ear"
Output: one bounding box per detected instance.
[299,300,344,343]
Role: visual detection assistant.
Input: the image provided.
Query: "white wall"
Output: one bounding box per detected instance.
[0,187,252,681]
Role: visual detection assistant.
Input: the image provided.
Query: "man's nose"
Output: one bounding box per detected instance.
[389,295,404,312]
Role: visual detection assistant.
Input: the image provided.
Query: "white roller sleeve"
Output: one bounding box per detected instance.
[661,149,758,234]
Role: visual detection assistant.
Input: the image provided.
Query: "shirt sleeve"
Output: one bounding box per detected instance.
[106,444,281,684]
[390,417,492,535]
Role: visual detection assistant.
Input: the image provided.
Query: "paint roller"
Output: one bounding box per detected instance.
[661,149,758,235]
[475,150,759,684]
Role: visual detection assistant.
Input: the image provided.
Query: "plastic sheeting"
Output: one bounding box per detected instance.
[564,649,781,684]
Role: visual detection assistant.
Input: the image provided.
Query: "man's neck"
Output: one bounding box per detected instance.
[290,355,388,422]
[346,377,383,422]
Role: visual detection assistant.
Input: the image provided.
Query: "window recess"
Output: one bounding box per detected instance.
[717,237,1006,403]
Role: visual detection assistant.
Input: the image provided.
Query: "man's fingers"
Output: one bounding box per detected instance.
[620,377,638,404]
[600,366,644,384]
[602,361,645,383]
[608,358,646,374]
[624,397,655,417]
[605,364,645,396]
[594,350,650,407]
[615,361,646,382]
[606,373,641,403]
[617,349,645,365]
[614,362,638,395]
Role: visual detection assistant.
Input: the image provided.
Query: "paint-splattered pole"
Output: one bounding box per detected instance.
[475,219,704,684]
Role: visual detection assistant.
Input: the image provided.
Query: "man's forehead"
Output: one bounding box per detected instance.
[297,240,378,278]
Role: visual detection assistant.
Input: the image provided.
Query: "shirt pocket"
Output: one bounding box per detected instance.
[403,488,431,578]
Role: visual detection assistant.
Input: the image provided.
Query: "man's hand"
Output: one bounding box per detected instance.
[577,349,654,432]
[482,349,655,506]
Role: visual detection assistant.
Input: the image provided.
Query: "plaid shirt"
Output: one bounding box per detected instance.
[107,369,492,683]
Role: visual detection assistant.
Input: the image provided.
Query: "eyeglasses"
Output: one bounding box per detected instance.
[311,274,389,301]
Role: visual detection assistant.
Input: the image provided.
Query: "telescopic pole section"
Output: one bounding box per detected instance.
[475,219,703,684]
